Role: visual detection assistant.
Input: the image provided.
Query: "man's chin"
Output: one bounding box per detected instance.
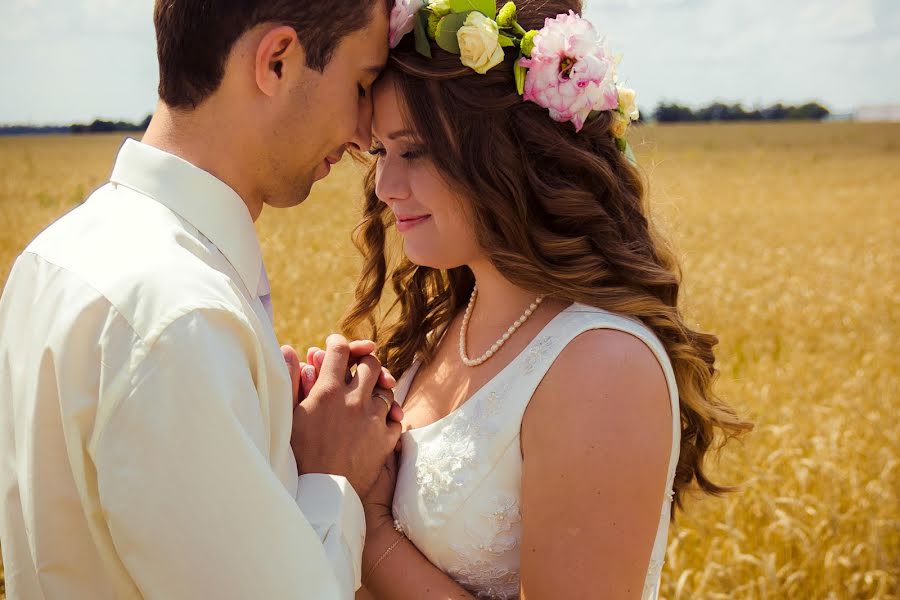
[264,183,313,210]
[313,158,332,182]
[293,174,316,204]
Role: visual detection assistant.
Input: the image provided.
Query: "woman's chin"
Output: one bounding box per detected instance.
[402,246,438,269]
[402,243,467,271]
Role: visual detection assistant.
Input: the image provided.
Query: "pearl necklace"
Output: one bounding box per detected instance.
[458,285,545,367]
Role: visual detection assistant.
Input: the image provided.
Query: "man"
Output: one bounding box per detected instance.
[0,1,399,598]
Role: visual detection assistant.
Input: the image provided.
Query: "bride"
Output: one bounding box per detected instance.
[336,0,750,597]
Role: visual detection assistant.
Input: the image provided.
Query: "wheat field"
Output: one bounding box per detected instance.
[0,122,897,599]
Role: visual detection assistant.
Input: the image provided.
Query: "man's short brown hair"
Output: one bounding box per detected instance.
[154,0,382,109]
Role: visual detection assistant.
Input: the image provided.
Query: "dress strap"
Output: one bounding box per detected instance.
[496,303,681,478]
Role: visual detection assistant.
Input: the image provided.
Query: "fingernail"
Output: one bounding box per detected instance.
[302,365,315,381]
[326,333,346,346]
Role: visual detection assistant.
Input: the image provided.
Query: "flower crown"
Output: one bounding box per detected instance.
[389,0,639,157]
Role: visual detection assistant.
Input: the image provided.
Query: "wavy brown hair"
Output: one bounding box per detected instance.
[341,0,751,513]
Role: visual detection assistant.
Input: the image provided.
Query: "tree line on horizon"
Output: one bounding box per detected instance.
[652,101,831,122]
[0,115,152,136]
[0,101,832,135]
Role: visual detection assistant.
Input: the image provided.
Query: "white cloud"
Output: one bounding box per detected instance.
[0,0,896,123]
[0,0,157,124]
[583,0,899,112]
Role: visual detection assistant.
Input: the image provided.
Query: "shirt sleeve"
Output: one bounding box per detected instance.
[295,474,366,593]
[91,306,360,599]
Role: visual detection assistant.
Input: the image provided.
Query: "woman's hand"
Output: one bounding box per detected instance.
[363,449,400,532]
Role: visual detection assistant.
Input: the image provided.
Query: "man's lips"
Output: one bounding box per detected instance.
[318,154,343,179]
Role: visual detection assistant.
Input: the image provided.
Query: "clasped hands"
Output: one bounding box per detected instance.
[282,335,402,515]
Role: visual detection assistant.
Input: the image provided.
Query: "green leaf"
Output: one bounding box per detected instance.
[514,53,527,95]
[448,0,496,19]
[435,12,470,54]
[498,34,515,48]
[623,140,638,166]
[414,10,432,58]
[615,136,627,152]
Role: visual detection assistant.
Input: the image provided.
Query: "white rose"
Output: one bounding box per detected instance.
[429,0,452,16]
[617,87,639,121]
[611,111,630,138]
[457,12,505,75]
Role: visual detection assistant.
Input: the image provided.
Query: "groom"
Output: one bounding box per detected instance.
[0,1,397,598]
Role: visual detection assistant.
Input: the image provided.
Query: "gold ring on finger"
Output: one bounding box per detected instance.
[373,391,392,413]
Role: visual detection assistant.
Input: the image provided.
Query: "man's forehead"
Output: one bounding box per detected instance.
[358,47,388,74]
[346,8,389,71]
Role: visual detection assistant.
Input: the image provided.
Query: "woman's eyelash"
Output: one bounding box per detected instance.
[368,146,426,160]
[402,149,426,160]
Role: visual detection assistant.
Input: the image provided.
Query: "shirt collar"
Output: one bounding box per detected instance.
[109,138,264,298]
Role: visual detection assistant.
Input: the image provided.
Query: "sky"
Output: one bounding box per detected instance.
[0,0,897,124]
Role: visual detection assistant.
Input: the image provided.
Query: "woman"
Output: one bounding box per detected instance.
[342,0,751,597]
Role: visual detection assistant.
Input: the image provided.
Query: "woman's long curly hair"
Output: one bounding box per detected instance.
[342,0,752,513]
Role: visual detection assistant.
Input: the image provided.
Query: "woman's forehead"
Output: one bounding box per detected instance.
[372,79,411,137]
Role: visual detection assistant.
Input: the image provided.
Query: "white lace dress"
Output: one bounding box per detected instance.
[391,303,681,599]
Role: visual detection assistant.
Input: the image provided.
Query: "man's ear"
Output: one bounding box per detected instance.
[255,25,304,97]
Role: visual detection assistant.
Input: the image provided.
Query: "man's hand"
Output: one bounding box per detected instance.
[291,335,403,498]
[283,340,399,410]
[304,341,403,423]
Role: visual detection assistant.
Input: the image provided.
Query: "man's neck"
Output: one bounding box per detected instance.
[141,102,264,221]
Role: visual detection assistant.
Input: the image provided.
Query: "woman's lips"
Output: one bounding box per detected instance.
[395,215,431,233]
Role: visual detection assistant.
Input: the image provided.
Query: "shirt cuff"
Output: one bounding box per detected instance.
[295,473,366,590]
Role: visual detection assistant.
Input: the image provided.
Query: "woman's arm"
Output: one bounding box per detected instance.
[519,329,673,599]
[358,453,474,600]
[360,519,475,599]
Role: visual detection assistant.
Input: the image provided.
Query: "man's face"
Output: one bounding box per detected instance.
[263,7,389,209]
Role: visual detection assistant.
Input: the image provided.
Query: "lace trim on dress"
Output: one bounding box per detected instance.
[449,493,522,599]
[414,382,512,509]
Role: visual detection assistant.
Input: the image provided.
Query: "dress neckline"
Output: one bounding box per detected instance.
[401,302,577,438]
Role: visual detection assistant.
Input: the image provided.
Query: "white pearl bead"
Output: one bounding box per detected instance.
[459,290,545,367]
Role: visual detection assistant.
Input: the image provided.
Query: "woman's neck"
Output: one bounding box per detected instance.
[465,258,547,330]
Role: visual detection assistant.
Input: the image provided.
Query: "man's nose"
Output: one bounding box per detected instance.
[348,96,374,152]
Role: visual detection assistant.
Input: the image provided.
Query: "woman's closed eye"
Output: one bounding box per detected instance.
[368,144,427,161]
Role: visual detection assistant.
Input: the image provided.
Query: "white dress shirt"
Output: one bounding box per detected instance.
[0,139,365,599]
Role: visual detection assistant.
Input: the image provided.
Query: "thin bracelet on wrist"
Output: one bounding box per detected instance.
[364,531,405,584]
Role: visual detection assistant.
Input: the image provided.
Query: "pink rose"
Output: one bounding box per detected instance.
[520,11,619,132]
[389,0,426,48]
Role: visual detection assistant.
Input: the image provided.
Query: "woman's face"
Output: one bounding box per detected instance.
[370,77,482,270]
